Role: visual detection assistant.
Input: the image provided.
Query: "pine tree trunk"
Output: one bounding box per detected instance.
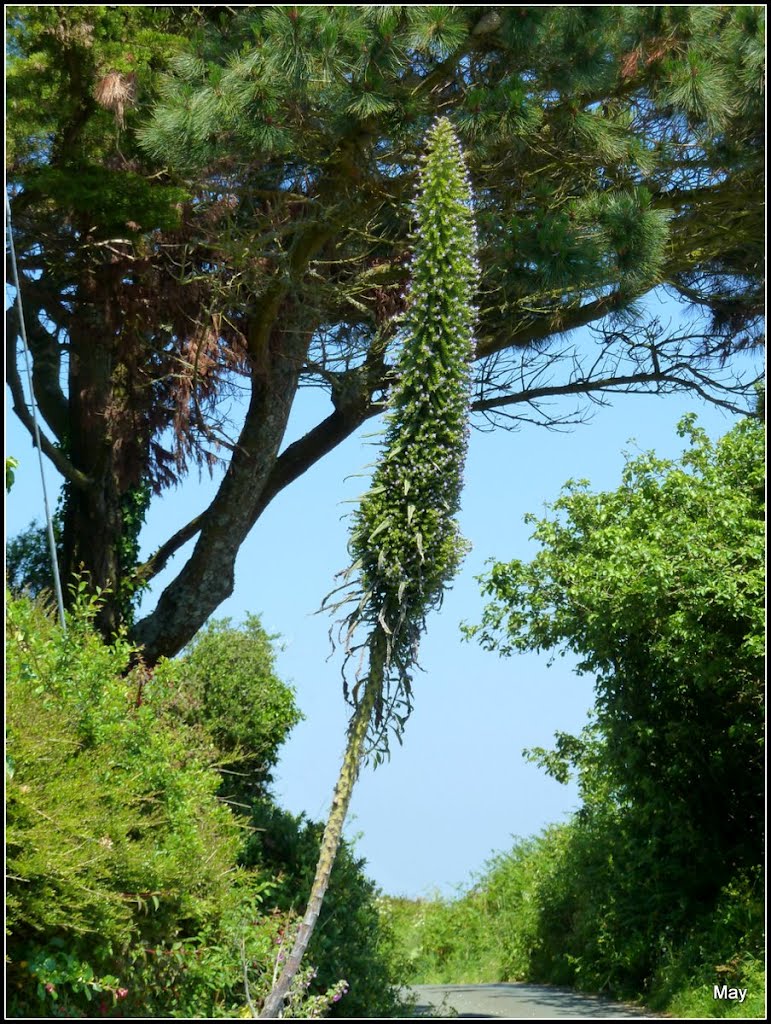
[60,291,123,637]
[60,476,123,636]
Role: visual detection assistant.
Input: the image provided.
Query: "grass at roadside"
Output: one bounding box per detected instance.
[380,834,765,1019]
[380,893,500,985]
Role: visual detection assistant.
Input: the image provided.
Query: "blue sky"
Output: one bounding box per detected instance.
[5,301,759,899]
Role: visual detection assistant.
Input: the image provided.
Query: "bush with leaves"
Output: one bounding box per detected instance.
[6,592,379,1018]
[174,615,303,805]
[469,414,764,908]
[389,820,764,1015]
[478,820,764,1015]
[458,412,765,1010]
[382,889,500,986]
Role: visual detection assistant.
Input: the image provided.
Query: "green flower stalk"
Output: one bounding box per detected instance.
[258,118,477,1018]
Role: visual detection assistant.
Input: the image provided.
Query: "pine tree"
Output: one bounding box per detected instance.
[6,6,764,657]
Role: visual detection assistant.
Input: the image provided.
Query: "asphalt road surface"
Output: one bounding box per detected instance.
[407,983,659,1019]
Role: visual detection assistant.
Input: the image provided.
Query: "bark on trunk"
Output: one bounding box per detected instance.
[60,287,123,638]
[131,325,311,663]
[61,478,123,637]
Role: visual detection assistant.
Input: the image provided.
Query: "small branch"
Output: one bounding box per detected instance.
[137,514,204,584]
[6,329,92,492]
[6,300,69,439]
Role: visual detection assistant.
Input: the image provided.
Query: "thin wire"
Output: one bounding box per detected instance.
[5,188,67,630]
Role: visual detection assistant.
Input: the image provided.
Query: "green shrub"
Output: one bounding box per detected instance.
[479,814,766,1013]
[391,815,765,1015]
[6,591,265,1016]
[380,886,502,987]
[6,593,373,1017]
[173,615,303,806]
[391,821,765,1017]
[648,867,765,1017]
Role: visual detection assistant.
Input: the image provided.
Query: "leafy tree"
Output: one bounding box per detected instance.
[466,412,765,983]
[6,519,60,599]
[5,5,194,636]
[6,5,764,658]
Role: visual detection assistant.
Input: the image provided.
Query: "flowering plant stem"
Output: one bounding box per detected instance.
[258,637,384,1018]
[258,118,477,1017]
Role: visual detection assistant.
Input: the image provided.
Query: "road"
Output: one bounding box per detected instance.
[407,983,659,1019]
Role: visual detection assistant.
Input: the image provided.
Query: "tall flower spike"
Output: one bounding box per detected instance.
[259,118,477,1018]
[342,116,478,747]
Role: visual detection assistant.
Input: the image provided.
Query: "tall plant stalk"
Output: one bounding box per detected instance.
[258,118,478,1018]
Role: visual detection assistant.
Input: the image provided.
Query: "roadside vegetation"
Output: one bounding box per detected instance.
[5,591,409,1018]
[385,413,765,1019]
[384,833,764,1018]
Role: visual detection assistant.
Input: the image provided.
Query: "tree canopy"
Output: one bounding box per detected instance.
[6,5,764,660]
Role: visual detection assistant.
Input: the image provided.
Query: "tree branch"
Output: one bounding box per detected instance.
[255,396,380,519]
[131,219,342,660]
[473,320,762,429]
[136,514,205,585]
[5,326,92,491]
[137,389,379,587]
[473,369,756,420]
[6,301,69,441]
